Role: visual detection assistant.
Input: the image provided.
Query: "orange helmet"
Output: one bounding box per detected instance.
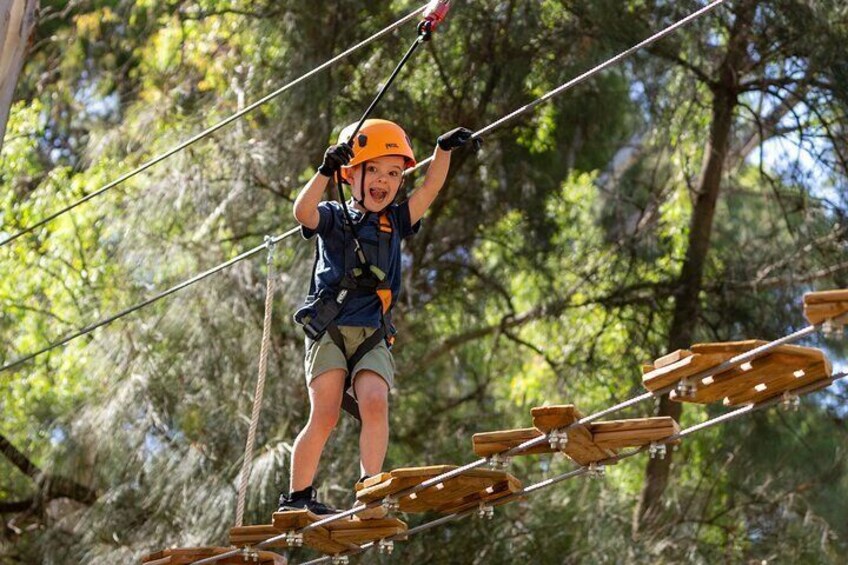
[338,119,416,183]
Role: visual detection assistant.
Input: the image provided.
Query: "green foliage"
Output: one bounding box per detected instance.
[1,1,847,563]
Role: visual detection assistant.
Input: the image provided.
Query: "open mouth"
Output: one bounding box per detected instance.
[368,186,389,205]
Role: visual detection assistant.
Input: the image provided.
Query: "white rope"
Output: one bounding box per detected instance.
[235,238,277,528]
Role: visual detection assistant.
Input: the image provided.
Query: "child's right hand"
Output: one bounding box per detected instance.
[317,143,354,177]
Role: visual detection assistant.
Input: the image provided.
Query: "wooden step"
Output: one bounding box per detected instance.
[642,351,729,392]
[229,511,407,556]
[141,547,286,565]
[471,427,549,457]
[589,417,680,449]
[803,289,848,325]
[231,512,347,555]
[472,423,613,465]
[663,345,831,406]
[355,465,521,514]
[530,405,583,432]
[722,358,832,405]
[437,473,523,514]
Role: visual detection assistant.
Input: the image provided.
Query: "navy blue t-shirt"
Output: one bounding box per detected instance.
[297,200,420,328]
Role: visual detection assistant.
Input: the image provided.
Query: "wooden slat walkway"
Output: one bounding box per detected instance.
[642,340,831,406]
[142,547,286,565]
[472,404,680,464]
[226,510,406,557]
[355,465,522,514]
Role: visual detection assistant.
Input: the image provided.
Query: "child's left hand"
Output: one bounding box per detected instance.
[437,127,479,151]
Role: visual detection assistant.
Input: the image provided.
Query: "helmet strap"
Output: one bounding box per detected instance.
[355,165,367,209]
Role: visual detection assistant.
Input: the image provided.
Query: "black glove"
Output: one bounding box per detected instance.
[437,127,479,151]
[318,143,354,177]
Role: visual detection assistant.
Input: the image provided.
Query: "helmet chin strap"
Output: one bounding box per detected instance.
[354,165,367,208]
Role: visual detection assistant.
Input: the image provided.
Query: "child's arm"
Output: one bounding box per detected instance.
[408,127,474,225]
[293,144,354,229]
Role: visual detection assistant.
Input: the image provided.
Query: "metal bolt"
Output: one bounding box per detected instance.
[782,392,800,412]
[382,496,400,512]
[588,463,605,479]
[476,502,494,520]
[676,378,696,398]
[240,546,259,562]
[488,453,511,470]
[548,429,569,450]
[378,539,395,555]
[285,531,304,548]
[649,442,667,460]
[331,556,349,565]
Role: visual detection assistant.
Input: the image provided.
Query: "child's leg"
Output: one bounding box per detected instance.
[353,370,389,477]
[290,369,346,492]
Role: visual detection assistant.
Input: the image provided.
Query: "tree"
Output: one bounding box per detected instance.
[0,0,38,154]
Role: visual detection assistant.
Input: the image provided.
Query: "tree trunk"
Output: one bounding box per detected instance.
[632,2,755,537]
[0,0,38,154]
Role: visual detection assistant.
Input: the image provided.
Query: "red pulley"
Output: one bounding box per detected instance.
[419,0,452,35]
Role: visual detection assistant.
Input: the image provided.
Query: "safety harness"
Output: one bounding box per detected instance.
[295,179,397,421]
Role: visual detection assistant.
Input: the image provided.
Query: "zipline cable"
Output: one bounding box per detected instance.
[0,0,730,373]
[0,3,430,248]
[295,372,847,565]
[0,227,299,373]
[407,0,729,175]
[187,322,834,565]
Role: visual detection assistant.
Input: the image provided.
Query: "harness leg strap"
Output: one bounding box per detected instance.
[327,324,388,422]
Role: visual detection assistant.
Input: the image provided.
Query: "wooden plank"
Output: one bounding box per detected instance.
[267,511,349,555]
[804,302,848,325]
[689,340,767,354]
[691,340,823,361]
[230,524,289,548]
[563,424,616,465]
[437,475,523,514]
[272,510,320,531]
[590,417,680,449]
[142,547,286,565]
[531,405,583,432]
[723,360,831,406]
[355,466,519,514]
[653,349,693,369]
[743,375,834,406]
[589,417,678,434]
[326,516,407,546]
[642,352,730,392]
[671,349,828,405]
[804,289,848,304]
[472,427,553,457]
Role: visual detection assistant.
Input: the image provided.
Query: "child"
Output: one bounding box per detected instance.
[279,119,473,516]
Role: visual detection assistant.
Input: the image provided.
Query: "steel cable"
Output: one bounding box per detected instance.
[0,4,429,248]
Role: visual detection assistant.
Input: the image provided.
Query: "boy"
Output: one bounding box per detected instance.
[279,119,473,516]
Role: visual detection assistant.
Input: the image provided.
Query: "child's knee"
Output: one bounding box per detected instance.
[355,373,388,416]
[308,404,340,434]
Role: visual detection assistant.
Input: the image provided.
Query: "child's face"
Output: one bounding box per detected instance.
[350,155,406,212]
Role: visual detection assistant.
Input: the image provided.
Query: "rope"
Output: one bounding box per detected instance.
[188,320,835,565]
[295,372,848,565]
[406,0,729,175]
[235,238,277,528]
[0,3,429,248]
[0,0,730,373]
[0,226,299,374]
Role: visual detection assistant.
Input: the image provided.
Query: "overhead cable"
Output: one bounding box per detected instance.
[0,0,729,372]
[0,4,429,248]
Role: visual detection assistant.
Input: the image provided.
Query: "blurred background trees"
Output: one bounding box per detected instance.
[1,1,846,563]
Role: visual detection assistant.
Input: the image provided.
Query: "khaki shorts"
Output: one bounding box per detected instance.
[304,326,395,396]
